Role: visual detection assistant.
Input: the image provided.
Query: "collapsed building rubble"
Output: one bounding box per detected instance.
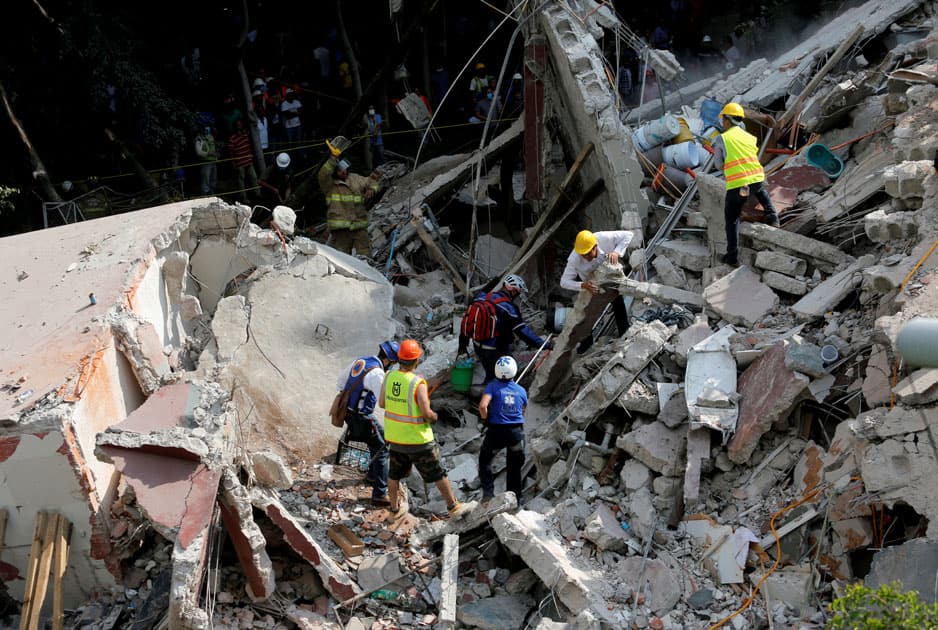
[5,0,938,628]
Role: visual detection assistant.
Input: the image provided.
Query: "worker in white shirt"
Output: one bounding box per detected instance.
[560,230,633,350]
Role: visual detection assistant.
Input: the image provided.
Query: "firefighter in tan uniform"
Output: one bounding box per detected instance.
[318,152,380,256]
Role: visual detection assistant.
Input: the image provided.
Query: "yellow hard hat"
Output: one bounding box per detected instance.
[574,230,598,255]
[719,102,745,119]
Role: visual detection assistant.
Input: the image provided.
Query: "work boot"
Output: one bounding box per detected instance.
[766,214,780,227]
[720,253,740,267]
[481,493,495,506]
[447,500,478,520]
[371,495,391,507]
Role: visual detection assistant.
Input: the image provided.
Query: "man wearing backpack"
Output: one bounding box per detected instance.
[458,274,551,383]
[334,341,400,505]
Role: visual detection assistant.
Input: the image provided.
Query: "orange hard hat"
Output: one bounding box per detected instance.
[398,339,423,361]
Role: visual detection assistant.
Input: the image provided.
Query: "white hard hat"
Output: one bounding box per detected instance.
[252,77,265,87]
[702,35,712,43]
[512,73,523,80]
[337,159,350,171]
[494,356,518,381]
[276,152,291,169]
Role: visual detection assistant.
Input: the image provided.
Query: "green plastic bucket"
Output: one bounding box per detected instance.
[450,359,474,392]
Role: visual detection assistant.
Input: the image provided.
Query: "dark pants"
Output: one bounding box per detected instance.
[578,293,630,353]
[346,412,388,498]
[474,345,503,384]
[479,424,525,499]
[371,143,386,167]
[724,181,778,261]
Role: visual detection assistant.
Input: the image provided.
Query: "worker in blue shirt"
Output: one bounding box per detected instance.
[478,356,528,504]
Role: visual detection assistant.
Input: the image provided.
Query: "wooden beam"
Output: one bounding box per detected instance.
[52,515,71,630]
[25,513,59,630]
[774,25,865,141]
[19,511,47,630]
[511,143,595,265]
[503,178,605,279]
[439,534,460,629]
[412,217,470,298]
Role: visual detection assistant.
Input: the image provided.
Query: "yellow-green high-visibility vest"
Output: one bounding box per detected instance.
[383,370,434,446]
[722,125,765,190]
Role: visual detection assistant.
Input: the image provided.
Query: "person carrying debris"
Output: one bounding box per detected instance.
[335,341,400,505]
[458,274,552,384]
[379,339,477,520]
[713,102,780,266]
[560,230,633,351]
[318,140,381,256]
[478,356,527,504]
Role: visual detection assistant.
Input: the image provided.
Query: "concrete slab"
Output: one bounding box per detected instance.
[492,510,625,626]
[217,469,276,601]
[656,238,711,272]
[740,223,850,272]
[251,488,360,601]
[685,326,738,436]
[98,446,222,545]
[894,368,938,405]
[866,538,938,603]
[754,251,808,277]
[728,344,810,464]
[617,421,687,476]
[703,266,779,328]
[791,256,875,321]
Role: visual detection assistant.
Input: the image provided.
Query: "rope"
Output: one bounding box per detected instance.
[708,486,824,629]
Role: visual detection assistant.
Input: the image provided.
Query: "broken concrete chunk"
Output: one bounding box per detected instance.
[457,595,532,630]
[250,451,294,489]
[762,271,808,296]
[616,378,659,414]
[791,256,875,321]
[893,368,938,405]
[754,251,807,277]
[728,344,810,464]
[617,421,687,476]
[866,539,938,603]
[272,206,296,235]
[217,470,276,601]
[883,160,932,199]
[864,207,918,243]
[619,459,653,492]
[625,487,657,543]
[740,223,850,270]
[862,344,892,408]
[703,266,779,328]
[582,505,637,553]
[616,277,706,309]
[758,564,813,615]
[657,238,710,272]
[784,340,827,377]
[658,388,688,428]
[616,557,680,614]
[832,517,874,551]
[356,552,404,592]
[793,441,824,496]
[651,255,688,289]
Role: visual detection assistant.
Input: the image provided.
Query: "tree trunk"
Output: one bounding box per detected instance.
[103,128,168,203]
[237,0,266,174]
[337,0,370,171]
[0,80,62,203]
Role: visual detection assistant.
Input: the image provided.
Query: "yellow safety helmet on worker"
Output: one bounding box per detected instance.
[574,230,598,256]
[719,102,745,120]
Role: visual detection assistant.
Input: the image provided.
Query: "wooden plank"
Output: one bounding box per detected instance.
[511,142,594,265]
[52,515,70,630]
[0,509,8,554]
[774,25,865,139]
[412,217,470,298]
[503,178,605,279]
[439,534,460,629]
[19,511,47,630]
[25,513,59,630]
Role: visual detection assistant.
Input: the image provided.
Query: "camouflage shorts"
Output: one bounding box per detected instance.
[389,443,446,483]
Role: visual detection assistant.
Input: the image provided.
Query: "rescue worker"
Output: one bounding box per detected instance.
[259,152,293,207]
[378,339,476,520]
[457,274,552,384]
[478,356,527,504]
[712,102,780,266]
[318,148,380,256]
[335,341,399,505]
[560,230,633,351]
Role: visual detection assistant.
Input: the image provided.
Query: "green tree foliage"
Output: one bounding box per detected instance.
[828,582,938,629]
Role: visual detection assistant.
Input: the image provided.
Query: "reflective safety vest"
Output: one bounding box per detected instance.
[318,158,379,231]
[383,370,434,446]
[721,125,765,190]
